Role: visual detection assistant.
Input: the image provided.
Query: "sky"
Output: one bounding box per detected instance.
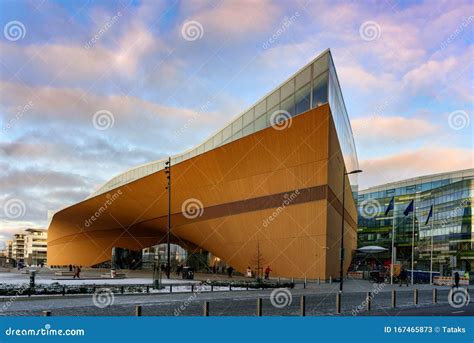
[0,0,473,247]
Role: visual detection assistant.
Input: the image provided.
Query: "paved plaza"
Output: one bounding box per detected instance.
[0,269,470,317]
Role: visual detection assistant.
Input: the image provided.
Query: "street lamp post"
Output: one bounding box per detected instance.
[164,157,171,279]
[339,168,362,292]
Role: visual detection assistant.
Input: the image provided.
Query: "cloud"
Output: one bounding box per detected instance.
[359,147,474,189]
[352,115,439,146]
[182,0,281,39]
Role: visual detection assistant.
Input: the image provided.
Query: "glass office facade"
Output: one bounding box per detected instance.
[357,169,474,275]
[90,49,359,197]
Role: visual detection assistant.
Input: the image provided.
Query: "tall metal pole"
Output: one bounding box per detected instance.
[166,157,171,279]
[430,206,434,285]
[390,206,396,285]
[339,168,346,292]
[411,199,415,285]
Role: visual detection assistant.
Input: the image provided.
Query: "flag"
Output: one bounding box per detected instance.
[384,196,395,216]
[403,199,414,216]
[425,205,433,225]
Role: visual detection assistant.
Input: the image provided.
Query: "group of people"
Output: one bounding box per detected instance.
[245,265,272,280]
[68,264,81,279]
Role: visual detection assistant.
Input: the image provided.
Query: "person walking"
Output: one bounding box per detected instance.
[73,265,81,279]
[264,265,272,280]
[227,266,233,278]
[246,266,253,278]
[399,267,408,287]
[453,271,460,289]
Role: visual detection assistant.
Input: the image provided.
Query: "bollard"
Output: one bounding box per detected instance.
[366,292,372,311]
[278,277,281,284]
[170,285,173,293]
[191,284,194,293]
[317,277,320,285]
[414,289,418,305]
[432,288,437,303]
[146,286,149,293]
[43,311,51,316]
[62,286,66,296]
[203,301,209,316]
[329,276,332,284]
[93,286,96,293]
[229,284,232,291]
[135,305,142,316]
[256,298,262,316]
[211,284,214,292]
[300,296,306,316]
[121,286,124,294]
[246,283,249,291]
[304,277,307,289]
[336,293,341,314]
[291,277,294,284]
[391,290,397,308]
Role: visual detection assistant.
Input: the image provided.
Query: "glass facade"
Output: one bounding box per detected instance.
[91,49,359,197]
[357,169,474,275]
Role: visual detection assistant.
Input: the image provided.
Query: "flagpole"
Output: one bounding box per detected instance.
[391,208,396,285]
[430,206,434,285]
[411,199,415,286]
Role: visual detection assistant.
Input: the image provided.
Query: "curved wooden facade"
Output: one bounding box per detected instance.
[47,104,357,279]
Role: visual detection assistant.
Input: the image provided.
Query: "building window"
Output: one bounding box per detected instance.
[312,72,328,108]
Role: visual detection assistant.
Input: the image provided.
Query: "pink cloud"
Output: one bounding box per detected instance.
[359,147,474,189]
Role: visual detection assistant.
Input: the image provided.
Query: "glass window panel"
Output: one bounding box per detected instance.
[313,53,328,79]
[296,67,311,90]
[312,72,328,108]
[255,101,266,117]
[267,89,280,109]
[281,94,295,117]
[295,83,310,115]
[204,140,213,151]
[242,123,254,137]
[223,125,232,141]
[243,109,254,127]
[231,130,242,141]
[232,117,242,133]
[213,131,223,147]
[254,114,266,131]
[281,78,295,100]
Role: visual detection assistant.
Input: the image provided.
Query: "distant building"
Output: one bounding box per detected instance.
[357,169,473,275]
[24,228,48,265]
[6,240,13,258]
[9,229,48,266]
[11,234,25,262]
